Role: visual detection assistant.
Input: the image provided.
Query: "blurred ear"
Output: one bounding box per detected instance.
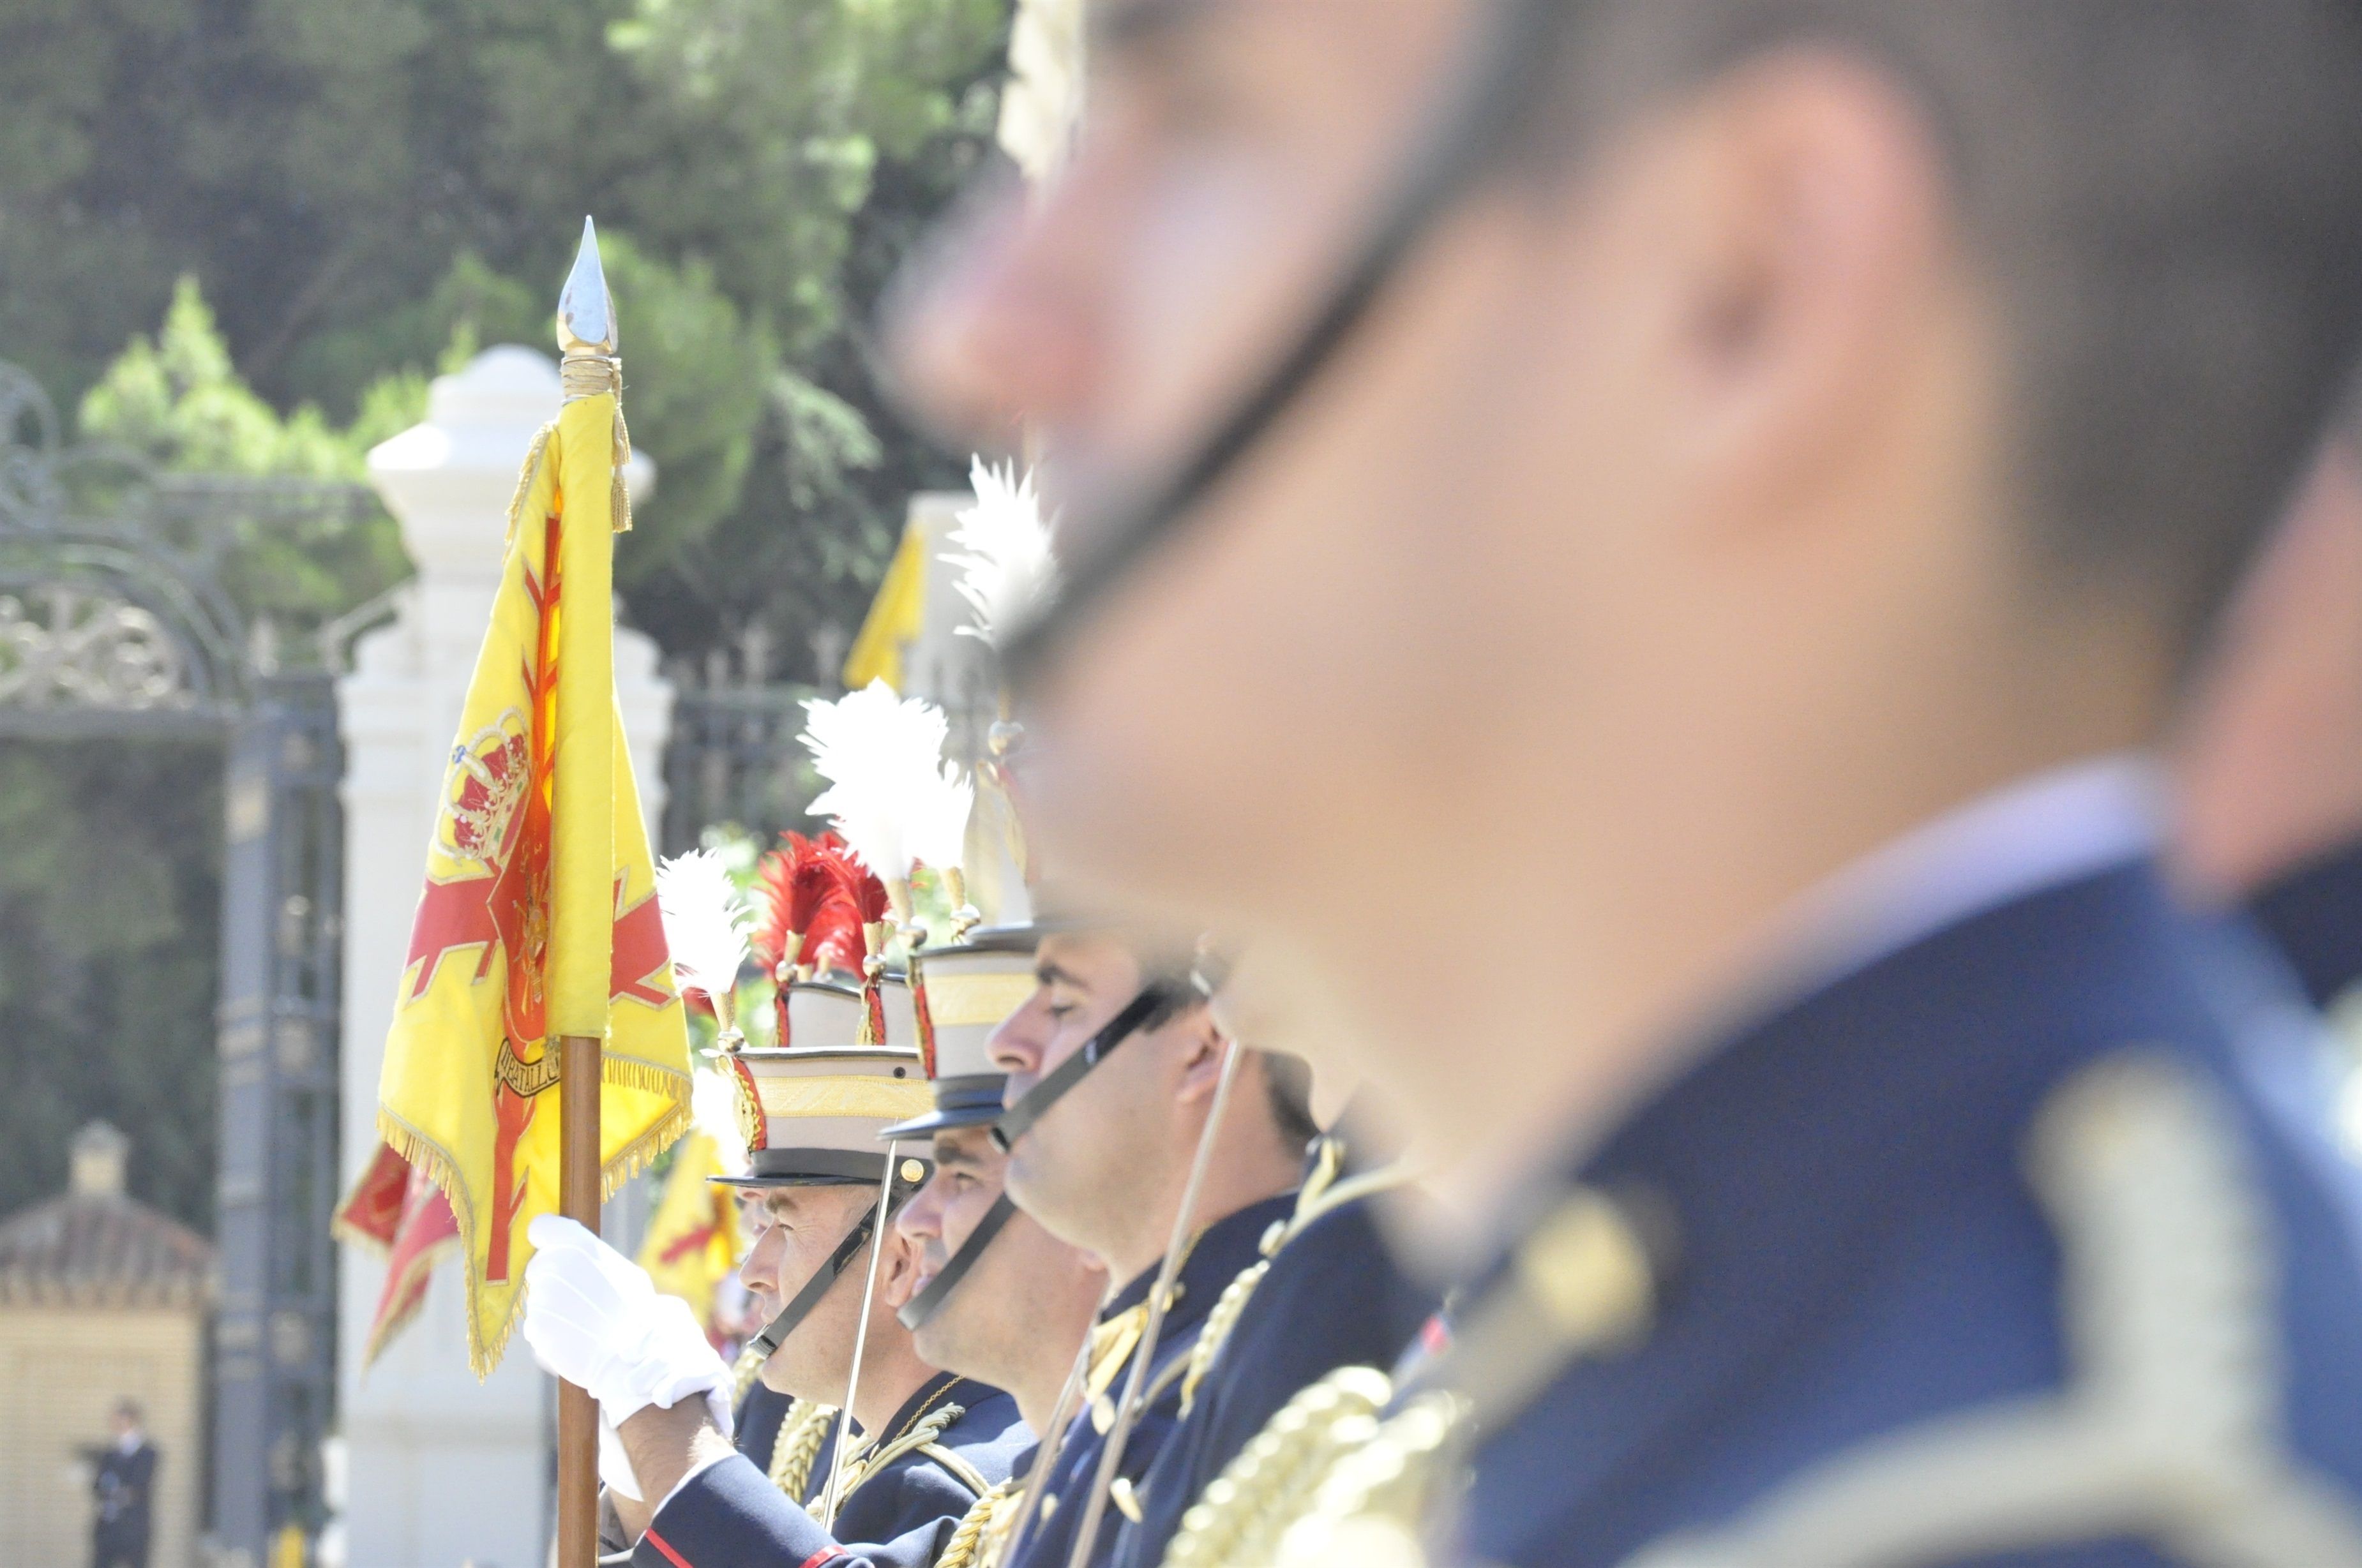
[1662,47,1951,521]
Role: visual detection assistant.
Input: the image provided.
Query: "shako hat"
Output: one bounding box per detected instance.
[713,1022,933,1191]
[885,924,1040,1140]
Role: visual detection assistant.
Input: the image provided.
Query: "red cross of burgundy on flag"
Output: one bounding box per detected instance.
[370,391,690,1378]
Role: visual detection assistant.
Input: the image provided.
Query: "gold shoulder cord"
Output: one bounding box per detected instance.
[731,1344,769,1409]
[1158,1184,1657,1568]
[734,1346,838,1504]
[823,1401,978,1524]
[1177,1140,1340,1415]
[1180,1140,1417,1412]
[1160,1365,1395,1568]
[1620,1052,2362,1568]
[939,1477,1023,1568]
[769,1398,841,1506]
[1186,1049,2362,1568]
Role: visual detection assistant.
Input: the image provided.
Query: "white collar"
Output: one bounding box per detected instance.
[1756,752,2166,1006]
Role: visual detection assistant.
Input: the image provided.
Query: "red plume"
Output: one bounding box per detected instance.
[753,830,889,991]
[829,848,891,927]
[757,831,897,1047]
[808,846,884,976]
[755,832,845,967]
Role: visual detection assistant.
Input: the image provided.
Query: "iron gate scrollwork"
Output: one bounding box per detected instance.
[1,359,367,1564]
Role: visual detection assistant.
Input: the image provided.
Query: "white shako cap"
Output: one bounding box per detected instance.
[715,983,933,1188]
[885,925,1039,1140]
[779,971,922,1053]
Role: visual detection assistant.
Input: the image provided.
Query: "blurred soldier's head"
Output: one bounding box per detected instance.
[897,2,2362,1193]
[986,929,1315,1280]
[894,1123,1108,1411]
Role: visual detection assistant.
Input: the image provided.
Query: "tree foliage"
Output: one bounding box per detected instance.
[1,0,1010,676]
[0,0,1009,1223]
[0,739,223,1227]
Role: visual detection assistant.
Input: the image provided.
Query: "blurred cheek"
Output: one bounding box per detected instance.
[1090,156,1337,481]
[1028,207,1641,914]
[1027,373,1454,913]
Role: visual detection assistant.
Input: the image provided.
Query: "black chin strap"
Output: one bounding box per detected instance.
[991,984,1177,1154]
[746,1211,876,1360]
[897,1192,1017,1332]
[1004,0,1567,685]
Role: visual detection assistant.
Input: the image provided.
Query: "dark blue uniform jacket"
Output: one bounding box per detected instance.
[733,1380,794,1477]
[1453,858,2362,1567]
[1108,1190,1438,1568]
[1004,1193,1296,1568]
[636,1371,1026,1568]
[2248,836,2362,1010]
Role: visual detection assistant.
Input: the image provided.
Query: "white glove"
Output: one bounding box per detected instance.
[522,1215,735,1438]
[599,1410,643,1502]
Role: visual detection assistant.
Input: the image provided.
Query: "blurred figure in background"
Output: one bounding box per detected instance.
[894,2,2362,1564]
[92,1400,156,1568]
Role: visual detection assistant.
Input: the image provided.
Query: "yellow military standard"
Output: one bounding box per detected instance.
[373,221,691,1375]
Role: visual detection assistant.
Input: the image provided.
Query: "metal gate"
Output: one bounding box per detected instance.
[659,662,824,853]
[0,360,370,1562]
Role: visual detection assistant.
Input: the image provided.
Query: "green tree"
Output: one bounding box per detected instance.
[76,277,416,641]
[0,0,1012,1229]
[0,0,1012,680]
[0,738,223,1228]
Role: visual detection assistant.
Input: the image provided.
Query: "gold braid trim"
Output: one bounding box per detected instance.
[1158,1365,1395,1568]
[1085,1303,1150,1433]
[611,405,634,533]
[1180,1258,1271,1414]
[917,1441,994,1500]
[730,1344,769,1409]
[938,1478,1021,1568]
[1180,1143,1416,1412]
[1270,1387,1470,1568]
[502,421,556,546]
[821,1402,969,1527]
[769,1398,841,1505]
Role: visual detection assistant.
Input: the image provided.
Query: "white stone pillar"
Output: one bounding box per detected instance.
[335,347,667,1568]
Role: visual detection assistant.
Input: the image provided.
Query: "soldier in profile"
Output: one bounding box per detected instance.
[892,3,2362,1564]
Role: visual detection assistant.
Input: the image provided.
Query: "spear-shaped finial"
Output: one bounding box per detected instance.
[557,216,616,357]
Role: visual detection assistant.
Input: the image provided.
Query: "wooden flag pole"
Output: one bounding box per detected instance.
[557,1032,604,1565]
[552,217,622,1565]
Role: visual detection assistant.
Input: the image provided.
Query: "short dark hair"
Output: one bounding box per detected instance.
[1549,1,2362,654]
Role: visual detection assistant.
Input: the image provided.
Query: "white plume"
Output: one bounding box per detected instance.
[802,680,974,881]
[692,1066,751,1177]
[655,849,753,1004]
[944,456,1059,649]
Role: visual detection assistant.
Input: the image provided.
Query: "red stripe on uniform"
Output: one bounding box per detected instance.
[797,1551,843,1568]
[642,1527,695,1568]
